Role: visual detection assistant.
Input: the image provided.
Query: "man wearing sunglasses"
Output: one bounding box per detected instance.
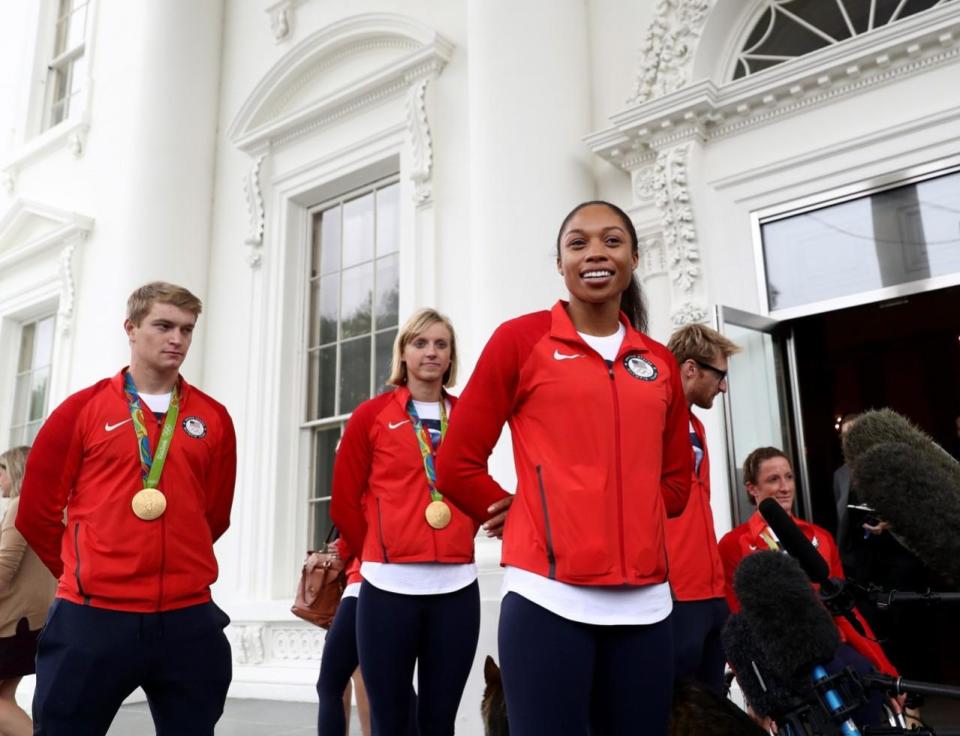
[665,323,740,695]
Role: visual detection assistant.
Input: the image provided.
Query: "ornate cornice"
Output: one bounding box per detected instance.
[628,0,713,105]
[229,13,454,154]
[590,4,960,168]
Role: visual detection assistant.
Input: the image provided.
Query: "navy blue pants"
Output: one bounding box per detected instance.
[316,595,418,735]
[498,592,674,736]
[357,580,479,736]
[671,597,729,695]
[33,599,232,736]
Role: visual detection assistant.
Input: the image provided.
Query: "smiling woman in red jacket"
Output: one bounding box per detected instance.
[437,201,692,736]
[330,308,479,736]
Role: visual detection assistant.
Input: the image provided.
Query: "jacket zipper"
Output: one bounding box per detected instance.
[157,514,166,610]
[73,522,90,605]
[535,465,557,579]
[376,498,389,562]
[607,363,627,579]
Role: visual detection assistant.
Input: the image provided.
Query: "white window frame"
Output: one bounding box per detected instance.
[8,312,58,446]
[41,0,90,132]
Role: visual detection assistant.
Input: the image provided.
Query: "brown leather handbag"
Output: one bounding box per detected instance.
[291,529,346,629]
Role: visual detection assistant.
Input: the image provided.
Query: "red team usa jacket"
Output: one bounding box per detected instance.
[665,412,726,601]
[16,370,236,612]
[330,385,478,565]
[437,302,692,587]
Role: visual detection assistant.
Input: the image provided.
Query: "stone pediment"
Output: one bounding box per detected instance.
[0,198,93,268]
[229,13,454,154]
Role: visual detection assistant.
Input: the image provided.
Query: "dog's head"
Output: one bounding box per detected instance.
[481,655,509,736]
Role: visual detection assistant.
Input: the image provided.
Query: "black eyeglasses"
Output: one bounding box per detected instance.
[693,359,727,381]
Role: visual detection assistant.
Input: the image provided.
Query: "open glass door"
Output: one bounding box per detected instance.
[716,305,811,526]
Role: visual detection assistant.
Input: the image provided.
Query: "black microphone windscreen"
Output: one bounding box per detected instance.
[758,498,830,585]
[843,409,959,476]
[853,441,960,579]
[734,551,840,681]
[721,613,797,718]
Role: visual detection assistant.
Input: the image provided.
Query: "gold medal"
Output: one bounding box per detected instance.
[132,488,167,520]
[425,500,452,529]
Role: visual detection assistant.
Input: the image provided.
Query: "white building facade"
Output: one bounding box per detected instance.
[2,0,959,731]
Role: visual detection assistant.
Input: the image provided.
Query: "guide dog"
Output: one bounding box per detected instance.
[481,656,765,736]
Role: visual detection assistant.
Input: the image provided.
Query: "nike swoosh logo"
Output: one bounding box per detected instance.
[104,419,132,432]
[388,420,410,430]
[553,350,585,361]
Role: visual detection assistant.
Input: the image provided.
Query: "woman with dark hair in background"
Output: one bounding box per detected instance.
[0,446,56,736]
[438,201,692,735]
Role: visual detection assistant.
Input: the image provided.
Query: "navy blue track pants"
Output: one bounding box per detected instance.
[498,592,674,736]
[357,580,479,736]
[671,597,729,695]
[33,598,232,736]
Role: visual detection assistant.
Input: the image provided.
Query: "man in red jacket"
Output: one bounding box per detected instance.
[665,323,740,695]
[17,282,236,736]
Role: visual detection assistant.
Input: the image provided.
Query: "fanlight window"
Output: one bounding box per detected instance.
[734,0,954,79]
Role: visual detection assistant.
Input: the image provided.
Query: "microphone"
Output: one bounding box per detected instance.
[851,441,960,580]
[721,612,798,719]
[733,551,862,734]
[758,499,864,636]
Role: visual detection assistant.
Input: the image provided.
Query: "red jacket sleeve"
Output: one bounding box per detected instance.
[655,345,692,518]
[16,389,93,578]
[717,530,743,612]
[206,406,237,543]
[435,323,519,522]
[329,400,377,560]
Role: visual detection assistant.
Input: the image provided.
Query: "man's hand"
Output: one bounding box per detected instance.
[482,496,514,539]
[862,520,890,536]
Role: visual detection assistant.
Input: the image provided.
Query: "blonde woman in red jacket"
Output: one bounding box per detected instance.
[330,308,478,736]
[437,201,692,736]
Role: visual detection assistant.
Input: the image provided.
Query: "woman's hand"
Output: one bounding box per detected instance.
[482,496,514,539]
[862,520,890,536]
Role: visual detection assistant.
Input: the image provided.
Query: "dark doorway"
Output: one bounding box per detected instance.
[790,283,960,682]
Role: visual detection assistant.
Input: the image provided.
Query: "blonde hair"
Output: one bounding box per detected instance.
[0,446,30,499]
[127,282,203,326]
[667,322,741,366]
[387,308,458,388]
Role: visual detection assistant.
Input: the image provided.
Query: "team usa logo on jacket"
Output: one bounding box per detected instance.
[623,354,658,381]
[182,416,208,439]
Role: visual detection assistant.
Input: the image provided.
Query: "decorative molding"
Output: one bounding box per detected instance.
[56,240,80,334]
[244,154,266,267]
[270,626,325,661]
[0,199,94,270]
[229,14,454,155]
[405,79,432,205]
[229,624,266,665]
[628,0,713,105]
[671,301,709,325]
[266,0,300,43]
[0,120,90,177]
[589,4,960,168]
[658,146,701,295]
[638,234,667,279]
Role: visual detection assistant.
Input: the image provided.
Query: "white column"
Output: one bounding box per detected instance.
[466,0,595,352]
[70,0,224,387]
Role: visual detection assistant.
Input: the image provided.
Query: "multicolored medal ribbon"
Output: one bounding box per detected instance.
[759,527,781,551]
[407,397,451,529]
[123,371,180,521]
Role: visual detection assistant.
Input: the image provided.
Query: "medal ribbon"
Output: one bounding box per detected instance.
[759,527,781,552]
[122,371,180,489]
[407,397,447,503]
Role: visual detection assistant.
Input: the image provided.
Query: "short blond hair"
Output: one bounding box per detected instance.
[0,446,30,499]
[387,308,458,388]
[127,282,203,326]
[667,323,741,366]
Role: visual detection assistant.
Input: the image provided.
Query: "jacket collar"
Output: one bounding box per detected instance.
[390,384,457,412]
[112,367,190,402]
[549,300,651,355]
[748,508,809,539]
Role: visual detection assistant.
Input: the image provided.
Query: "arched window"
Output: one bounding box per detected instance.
[734,0,954,79]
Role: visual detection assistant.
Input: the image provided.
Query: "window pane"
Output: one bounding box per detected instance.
[29,369,50,422]
[315,207,341,277]
[12,375,30,425]
[307,346,337,420]
[342,194,374,268]
[65,5,87,50]
[25,421,43,445]
[374,255,399,330]
[17,324,35,372]
[376,184,400,256]
[33,316,56,368]
[761,170,960,311]
[339,337,371,414]
[374,329,397,393]
[68,55,85,98]
[310,499,334,552]
[341,262,373,339]
[311,427,340,501]
[309,274,338,347]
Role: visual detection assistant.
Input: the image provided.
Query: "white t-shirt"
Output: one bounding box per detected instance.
[502,324,672,625]
[361,398,478,596]
[139,391,172,414]
[342,582,361,599]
